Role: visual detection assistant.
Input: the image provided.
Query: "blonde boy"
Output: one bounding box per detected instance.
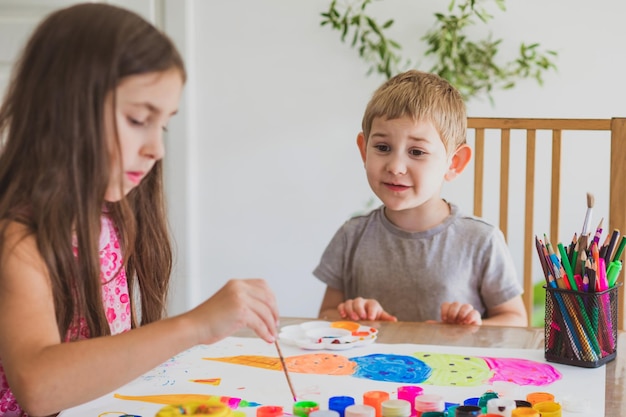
[314,70,527,326]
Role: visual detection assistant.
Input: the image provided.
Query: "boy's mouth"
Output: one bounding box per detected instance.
[383,182,410,192]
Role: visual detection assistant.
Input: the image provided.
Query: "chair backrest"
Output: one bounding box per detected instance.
[467,117,626,329]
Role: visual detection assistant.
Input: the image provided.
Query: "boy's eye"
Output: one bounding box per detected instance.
[409,148,426,156]
[373,144,390,152]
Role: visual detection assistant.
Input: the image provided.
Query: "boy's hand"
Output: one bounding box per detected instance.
[338,297,397,321]
[440,301,482,325]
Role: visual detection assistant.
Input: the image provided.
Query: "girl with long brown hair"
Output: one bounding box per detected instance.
[0,4,278,416]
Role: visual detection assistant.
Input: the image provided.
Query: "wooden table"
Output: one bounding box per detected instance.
[243,318,625,415]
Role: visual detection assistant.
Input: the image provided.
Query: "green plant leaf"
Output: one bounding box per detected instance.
[320,0,558,103]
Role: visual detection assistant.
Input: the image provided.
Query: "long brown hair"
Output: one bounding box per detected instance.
[0,3,186,339]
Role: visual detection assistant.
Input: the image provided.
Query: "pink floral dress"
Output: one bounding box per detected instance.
[0,215,132,416]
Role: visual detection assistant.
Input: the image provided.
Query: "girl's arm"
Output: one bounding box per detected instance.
[0,222,278,416]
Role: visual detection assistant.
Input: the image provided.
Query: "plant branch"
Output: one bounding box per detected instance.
[320,0,558,103]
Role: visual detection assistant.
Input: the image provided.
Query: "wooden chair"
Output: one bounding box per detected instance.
[467,118,626,329]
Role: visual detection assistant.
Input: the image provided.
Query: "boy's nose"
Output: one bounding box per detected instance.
[386,154,407,175]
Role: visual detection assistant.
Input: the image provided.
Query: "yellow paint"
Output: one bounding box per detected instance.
[156,402,232,417]
[204,355,282,370]
[113,393,224,405]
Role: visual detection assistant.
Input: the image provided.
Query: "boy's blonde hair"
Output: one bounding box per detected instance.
[361,70,467,153]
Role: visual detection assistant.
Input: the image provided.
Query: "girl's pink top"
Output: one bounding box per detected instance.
[0,215,132,416]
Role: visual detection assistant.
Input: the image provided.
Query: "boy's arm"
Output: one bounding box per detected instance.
[481,296,528,327]
[318,286,398,322]
[318,286,345,320]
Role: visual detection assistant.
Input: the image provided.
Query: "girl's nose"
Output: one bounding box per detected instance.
[143,127,166,160]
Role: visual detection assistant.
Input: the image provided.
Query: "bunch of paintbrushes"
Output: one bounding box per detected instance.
[535,193,623,367]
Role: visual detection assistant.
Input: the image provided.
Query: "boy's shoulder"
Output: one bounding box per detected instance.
[449,203,501,239]
[338,206,384,233]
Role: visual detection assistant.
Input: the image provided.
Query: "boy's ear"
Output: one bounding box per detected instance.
[444,144,472,181]
[356,132,367,163]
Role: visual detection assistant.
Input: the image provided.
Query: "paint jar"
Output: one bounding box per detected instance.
[486,398,516,417]
[420,413,445,417]
[293,401,320,417]
[443,402,459,411]
[444,405,459,416]
[257,405,284,417]
[462,397,479,407]
[510,407,539,417]
[345,404,376,417]
[329,396,356,417]
[531,401,562,417]
[513,400,531,408]
[525,392,554,406]
[397,386,423,416]
[414,394,444,417]
[478,392,498,408]
[156,402,233,417]
[381,399,411,417]
[453,405,482,416]
[363,390,390,417]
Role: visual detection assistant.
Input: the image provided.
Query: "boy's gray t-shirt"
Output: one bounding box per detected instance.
[313,203,522,322]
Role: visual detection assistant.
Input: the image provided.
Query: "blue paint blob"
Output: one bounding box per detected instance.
[350,353,431,383]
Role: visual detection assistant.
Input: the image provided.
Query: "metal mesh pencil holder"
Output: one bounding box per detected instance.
[544,283,621,368]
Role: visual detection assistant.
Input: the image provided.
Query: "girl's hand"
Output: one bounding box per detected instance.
[187,279,279,344]
[338,297,397,321]
[440,301,482,325]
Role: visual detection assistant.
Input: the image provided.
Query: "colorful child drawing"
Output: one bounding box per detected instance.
[204,351,561,387]
[113,351,561,408]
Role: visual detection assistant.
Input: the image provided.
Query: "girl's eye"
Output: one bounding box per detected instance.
[409,148,426,156]
[374,144,390,152]
[128,117,146,127]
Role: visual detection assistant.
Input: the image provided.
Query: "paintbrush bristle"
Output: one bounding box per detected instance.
[587,192,594,208]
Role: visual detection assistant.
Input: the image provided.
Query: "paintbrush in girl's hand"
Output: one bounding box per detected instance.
[274,340,297,402]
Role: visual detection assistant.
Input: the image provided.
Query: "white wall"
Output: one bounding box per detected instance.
[165,0,626,319]
[2,1,623,319]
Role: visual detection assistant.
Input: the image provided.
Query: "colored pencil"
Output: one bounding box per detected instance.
[572,239,581,276]
[603,229,620,264]
[558,242,577,291]
[534,200,624,362]
[592,217,603,247]
[611,235,626,263]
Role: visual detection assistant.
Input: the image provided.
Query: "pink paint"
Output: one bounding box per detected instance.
[482,357,561,386]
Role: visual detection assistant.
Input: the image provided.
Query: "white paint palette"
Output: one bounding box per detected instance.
[279,320,378,350]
